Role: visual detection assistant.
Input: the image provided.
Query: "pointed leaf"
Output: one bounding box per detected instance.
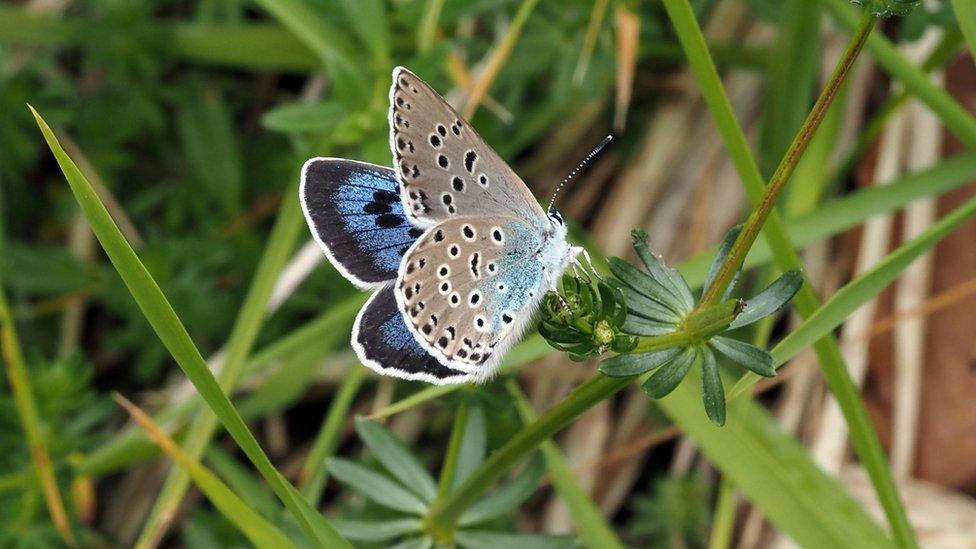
[621,316,674,337]
[710,336,775,377]
[608,257,685,313]
[642,347,698,398]
[327,458,427,514]
[632,234,696,311]
[606,279,681,323]
[700,349,726,426]
[455,530,577,549]
[599,347,683,377]
[355,417,437,502]
[704,225,743,298]
[459,457,544,526]
[331,518,422,541]
[452,406,486,492]
[729,269,803,329]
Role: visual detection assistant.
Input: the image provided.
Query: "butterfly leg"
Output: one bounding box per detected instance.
[569,246,602,280]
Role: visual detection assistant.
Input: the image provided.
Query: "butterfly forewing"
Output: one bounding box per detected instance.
[389,68,546,227]
[395,217,546,374]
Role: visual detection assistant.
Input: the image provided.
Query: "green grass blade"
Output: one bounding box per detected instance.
[0,290,76,546]
[824,0,976,148]
[655,374,894,548]
[29,107,349,548]
[760,191,976,382]
[116,395,294,548]
[139,175,306,543]
[508,382,625,549]
[950,0,976,65]
[300,367,367,505]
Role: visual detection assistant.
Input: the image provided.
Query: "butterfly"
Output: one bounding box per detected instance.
[300,67,589,385]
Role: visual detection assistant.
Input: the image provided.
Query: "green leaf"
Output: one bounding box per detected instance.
[607,259,685,315]
[631,235,695,311]
[710,336,775,378]
[728,269,803,329]
[703,225,742,298]
[642,346,698,398]
[700,349,725,426]
[261,102,347,134]
[621,316,674,337]
[355,418,438,502]
[452,406,487,492]
[327,458,428,515]
[608,280,681,323]
[459,457,544,526]
[29,107,349,548]
[331,518,422,541]
[599,347,682,377]
[454,530,577,549]
[655,371,894,548]
[950,0,976,70]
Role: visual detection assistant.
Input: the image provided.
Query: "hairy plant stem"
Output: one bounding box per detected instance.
[698,12,877,309]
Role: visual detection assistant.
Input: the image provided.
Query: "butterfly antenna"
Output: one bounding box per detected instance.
[547,134,614,214]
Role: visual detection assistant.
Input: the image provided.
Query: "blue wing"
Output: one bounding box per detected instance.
[353,285,472,384]
[301,158,424,288]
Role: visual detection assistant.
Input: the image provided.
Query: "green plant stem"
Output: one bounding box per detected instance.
[699,10,875,308]
[824,0,976,149]
[300,368,367,505]
[662,2,917,546]
[0,290,76,546]
[507,381,625,549]
[435,401,470,507]
[424,373,632,534]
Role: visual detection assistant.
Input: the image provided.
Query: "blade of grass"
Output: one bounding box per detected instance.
[29,107,349,548]
[654,373,893,548]
[824,0,976,148]
[659,3,916,545]
[114,395,295,548]
[949,0,976,65]
[463,0,542,119]
[573,0,610,85]
[0,289,76,547]
[417,0,446,53]
[299,367,367,505]
[507,381,625,549]
[138,170,306,545]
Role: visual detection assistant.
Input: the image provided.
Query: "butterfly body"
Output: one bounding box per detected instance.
[301,67,579,384]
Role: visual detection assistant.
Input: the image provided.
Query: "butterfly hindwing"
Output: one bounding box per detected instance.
[301,158,424,288]
[389,67,547,227]
[353,284,473,384]
[395,217,546,375]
